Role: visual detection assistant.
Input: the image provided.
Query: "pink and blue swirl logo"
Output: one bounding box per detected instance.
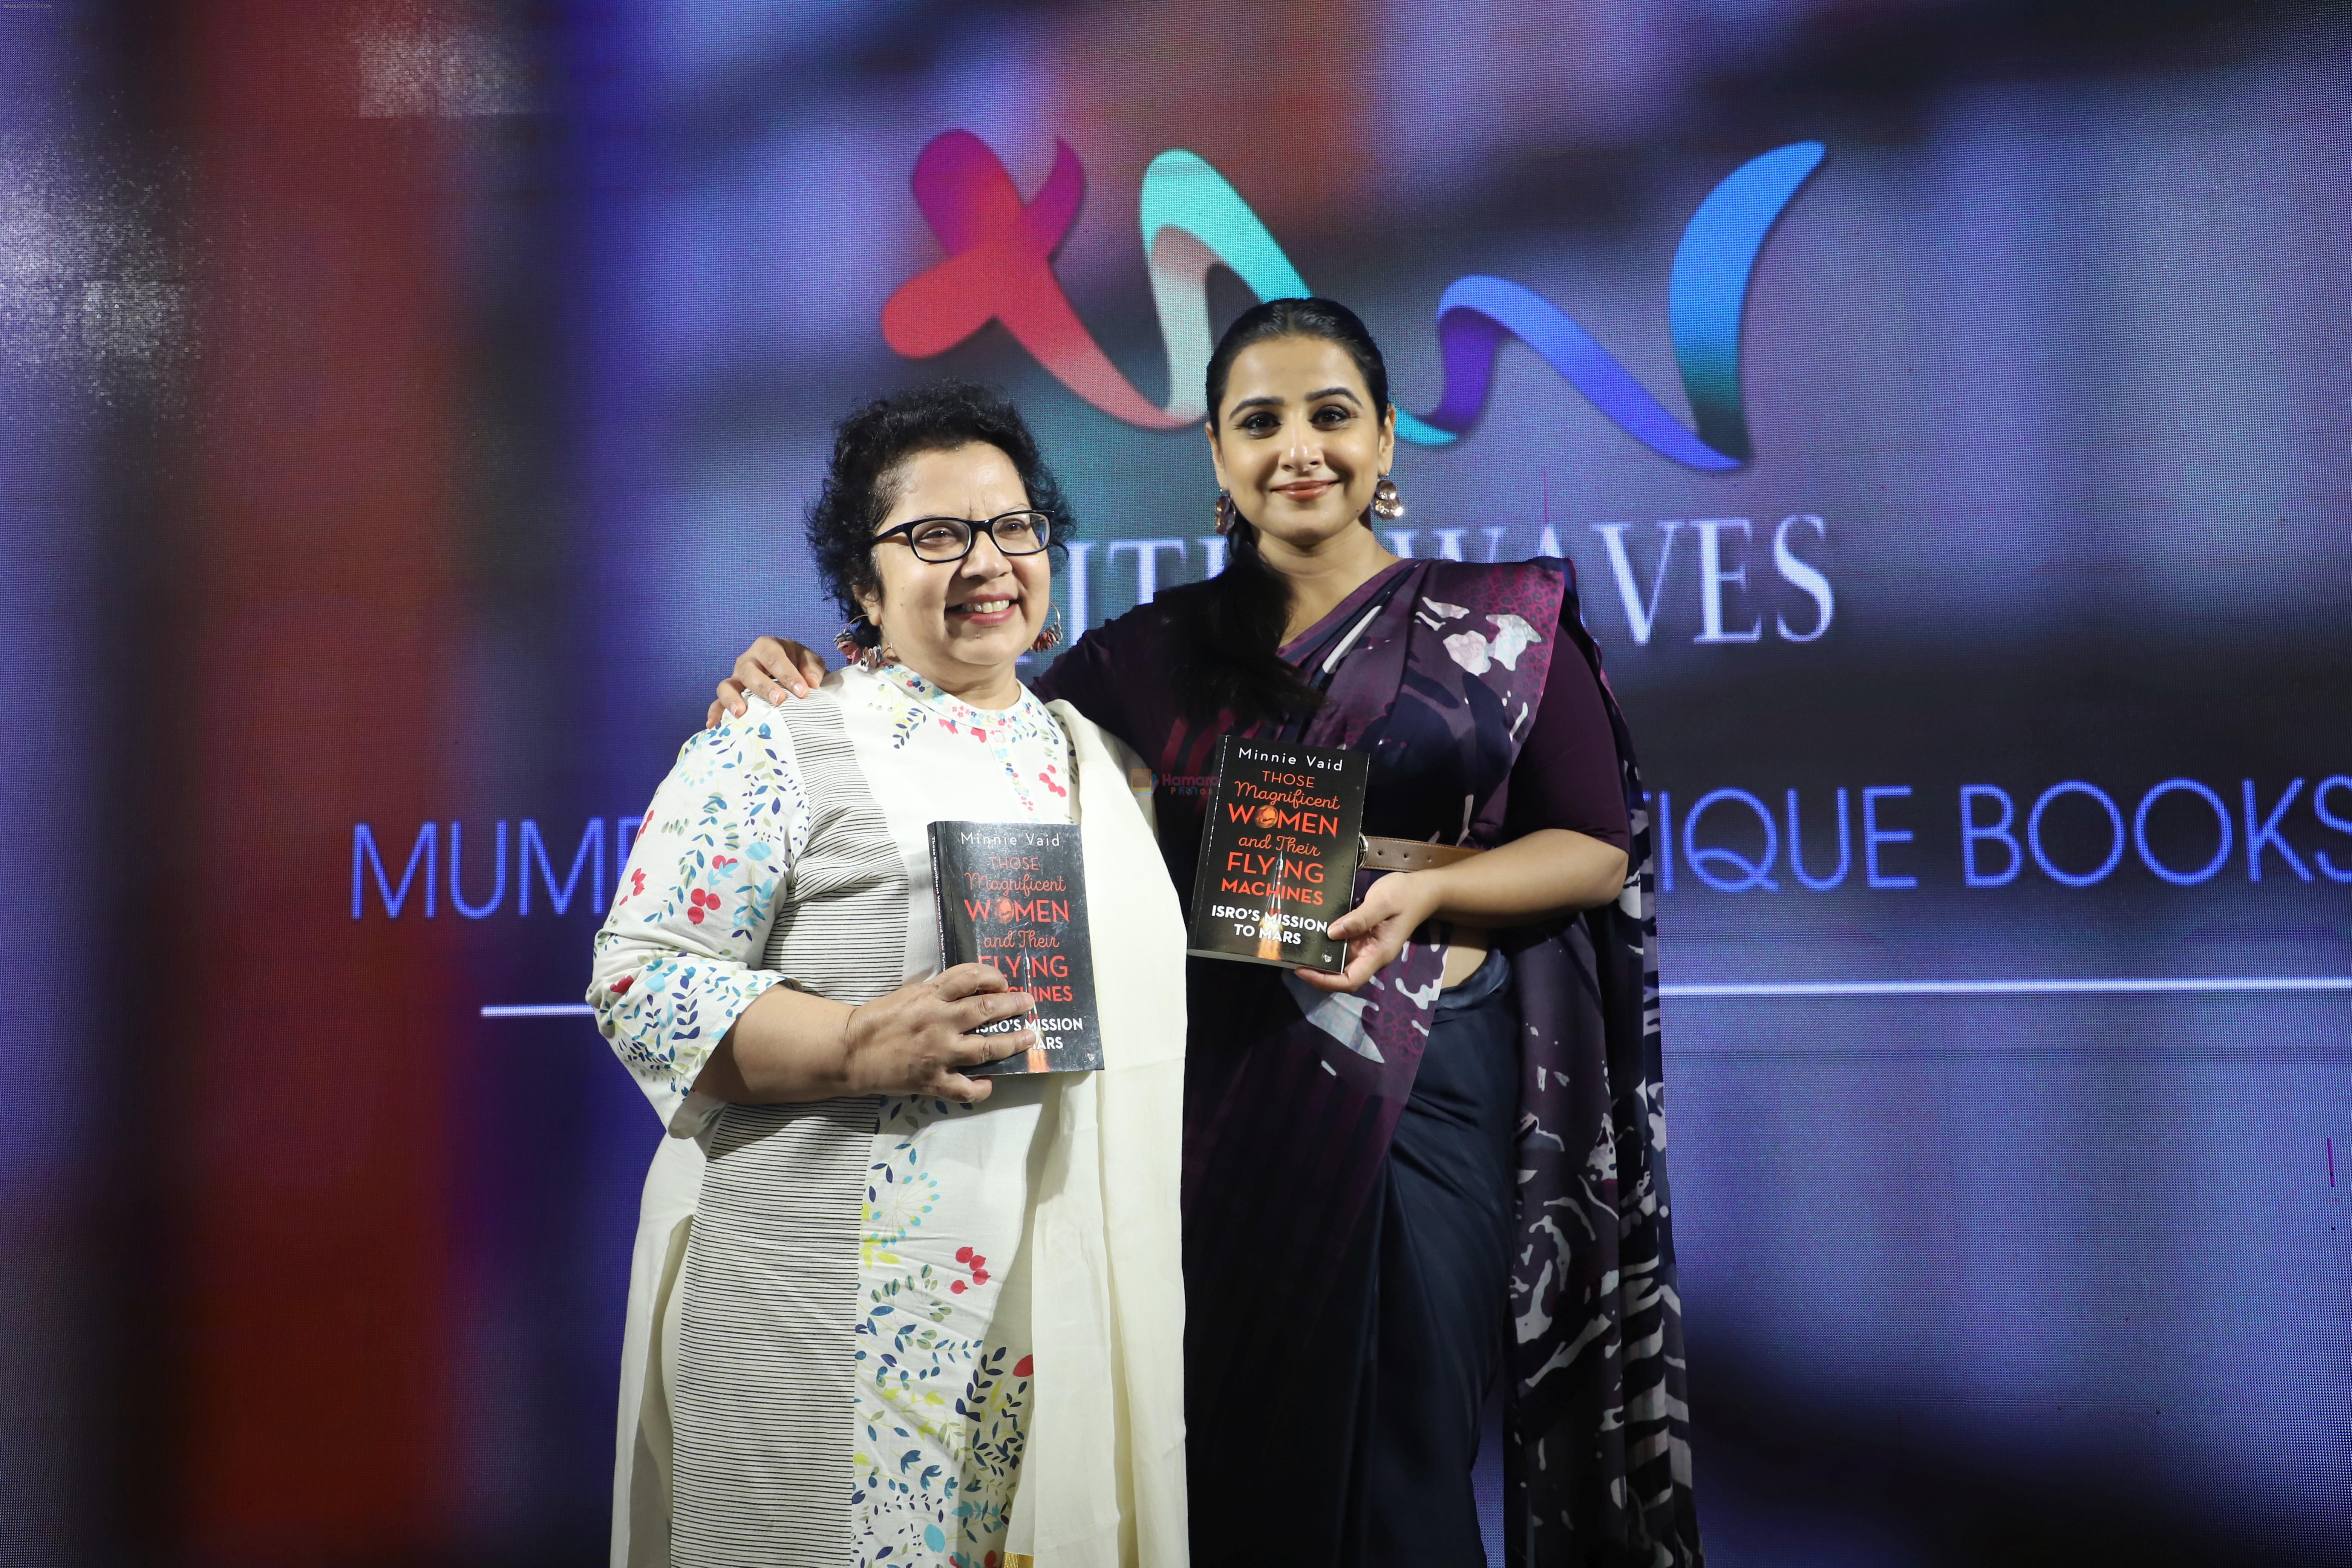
[883,132,1825,471]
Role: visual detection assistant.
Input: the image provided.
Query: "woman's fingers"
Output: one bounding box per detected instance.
[1337,944,1388,992]
[750,652,803,703]
[949,1024,1036,1065]
[710,638,834,731]
[1340,943,1391,990]
[728,642,787,706]
[934,962,1012,999]
[733,638,778,686]
[843,967,1045,1099]
[1295,924,1403,994]
[1325,896,1387,944]
[712,638,831,722]
[935,1070,995,1104]
[1322,903,1395,953]
[1329,872,1421,940]
[927,967,1034,1052]
[739,635,823,702]
[952,988,1034,1034]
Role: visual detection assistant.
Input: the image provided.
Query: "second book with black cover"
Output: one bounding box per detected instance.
[928,820,1102,1075]
[1185,735,1369,972]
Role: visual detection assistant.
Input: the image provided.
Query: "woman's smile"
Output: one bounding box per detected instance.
[948,593,1020,625]
[857,441,1054,709]
[1207,335,1399,557]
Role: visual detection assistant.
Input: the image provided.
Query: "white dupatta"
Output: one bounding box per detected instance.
[1002,703,1190,1567]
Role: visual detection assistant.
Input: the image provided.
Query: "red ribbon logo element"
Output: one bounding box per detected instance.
[880,131,1184,430]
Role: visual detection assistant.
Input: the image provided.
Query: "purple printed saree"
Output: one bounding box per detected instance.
[1037,554,1696,1568]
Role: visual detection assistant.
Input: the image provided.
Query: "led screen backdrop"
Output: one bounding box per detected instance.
[2,1,2348,1564]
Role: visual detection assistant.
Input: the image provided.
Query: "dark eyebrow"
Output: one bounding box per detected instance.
[1229,386,1363,415]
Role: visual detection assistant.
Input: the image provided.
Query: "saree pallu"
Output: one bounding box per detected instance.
[1176,557,1696,1568]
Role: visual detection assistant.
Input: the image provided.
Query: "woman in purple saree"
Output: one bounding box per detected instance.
[716,300,1697,1568]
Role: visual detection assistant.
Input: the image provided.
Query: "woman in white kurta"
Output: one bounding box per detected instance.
[588,386,1188,1568]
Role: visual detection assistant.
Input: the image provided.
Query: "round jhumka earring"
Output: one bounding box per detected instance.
[1029,606,1064,654]
[1370,475,1405,521]
[834,617,897,672]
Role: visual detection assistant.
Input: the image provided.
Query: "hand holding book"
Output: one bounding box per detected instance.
[1185,737,1370,974]
[929,821,1105,1075]
[1183,736,1615,993]
[693,959,1037,1107]
[1291,870,1446,994]
[839,963,1047,1088]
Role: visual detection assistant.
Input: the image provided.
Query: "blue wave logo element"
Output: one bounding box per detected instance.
[1416,143,1827,466]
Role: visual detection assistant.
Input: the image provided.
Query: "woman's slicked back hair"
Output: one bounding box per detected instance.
[1173,297,1394,722]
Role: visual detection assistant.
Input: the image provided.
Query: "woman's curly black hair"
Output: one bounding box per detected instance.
[806,381,1077,647]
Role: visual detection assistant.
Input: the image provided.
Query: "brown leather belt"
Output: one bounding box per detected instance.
[1361,836,1488,959]
[1360,835,1482,873]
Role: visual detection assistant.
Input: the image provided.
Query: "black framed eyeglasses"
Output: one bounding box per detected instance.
[871,510,1054,563]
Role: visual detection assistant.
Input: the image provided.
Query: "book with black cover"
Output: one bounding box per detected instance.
[928,821,1102,1075]
[1185,735,1369,972]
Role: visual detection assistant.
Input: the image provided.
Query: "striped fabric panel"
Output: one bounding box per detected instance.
[671,1098,880,1568]
[762,698,913,1004]
[669,696,908,1566]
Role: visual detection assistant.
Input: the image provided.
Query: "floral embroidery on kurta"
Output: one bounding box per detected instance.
[874,667,1069,821]
[591,718,812,1105]
[852,1095,1038,1567]
[595,668,1074,1568]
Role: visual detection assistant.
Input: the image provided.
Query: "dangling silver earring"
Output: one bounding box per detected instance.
[1370,475,1405,521]
[1029,605,1063,654]
[1213,489,1239,536]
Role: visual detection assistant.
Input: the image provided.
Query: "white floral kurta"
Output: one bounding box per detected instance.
[592,663,1081,1568]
